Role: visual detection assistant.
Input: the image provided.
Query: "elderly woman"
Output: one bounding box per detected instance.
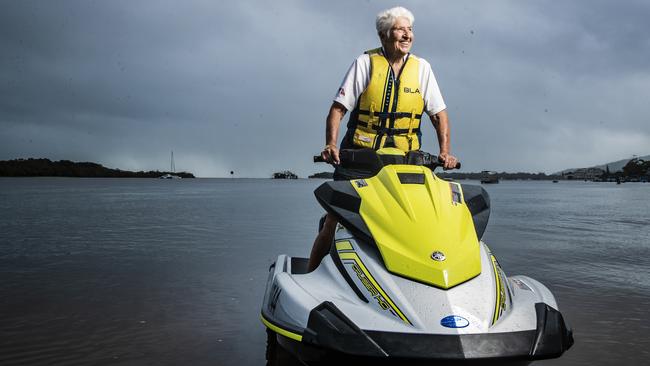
[308,6,458,271]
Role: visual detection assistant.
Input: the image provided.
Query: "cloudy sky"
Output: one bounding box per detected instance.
[1,0,649,177]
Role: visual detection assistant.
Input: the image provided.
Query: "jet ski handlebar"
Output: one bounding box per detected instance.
[313,149,460,171]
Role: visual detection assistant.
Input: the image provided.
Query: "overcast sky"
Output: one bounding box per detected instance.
[1,0,649,177]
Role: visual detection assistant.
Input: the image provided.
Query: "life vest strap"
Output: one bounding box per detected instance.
[357,121,421,135]
[358,110,422,120]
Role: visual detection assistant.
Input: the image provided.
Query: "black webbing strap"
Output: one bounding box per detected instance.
[358,110,423,120]
[356,121,421,135]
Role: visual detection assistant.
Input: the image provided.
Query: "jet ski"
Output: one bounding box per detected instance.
[261,148,573,365]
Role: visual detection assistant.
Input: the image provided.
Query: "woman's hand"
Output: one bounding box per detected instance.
[438,152,458,170]
[321,144,340,165]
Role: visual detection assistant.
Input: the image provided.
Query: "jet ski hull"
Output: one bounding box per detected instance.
[261,254,573,364]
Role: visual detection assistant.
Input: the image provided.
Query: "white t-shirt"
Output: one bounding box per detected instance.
[333,52,446,117]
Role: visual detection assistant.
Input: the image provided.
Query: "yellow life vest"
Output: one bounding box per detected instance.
[347,48,425,151]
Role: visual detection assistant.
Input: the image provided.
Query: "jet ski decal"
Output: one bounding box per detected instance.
[490,255,508,325]
[510,278,532,291]
[355,179,368,188]
[336,241,412,325]
[440,315,469,328]
[449,182,462,205]
[335,241,354,251]
[268,284,281,314]
[260,315,303,342]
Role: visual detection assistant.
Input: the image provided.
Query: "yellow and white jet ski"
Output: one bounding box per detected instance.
[261,148,573,365]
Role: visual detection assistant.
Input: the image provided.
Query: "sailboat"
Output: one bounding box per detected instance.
[160,151,182,179]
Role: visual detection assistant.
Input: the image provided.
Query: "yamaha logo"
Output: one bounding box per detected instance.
[441,315,469,328]
[431,251,446,261]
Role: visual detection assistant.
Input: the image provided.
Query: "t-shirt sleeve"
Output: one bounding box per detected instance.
[419,59,447,116]
[333,54,370,111]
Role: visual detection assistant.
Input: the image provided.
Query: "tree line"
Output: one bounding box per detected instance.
[0,158,195,178]
[620,158,650,178]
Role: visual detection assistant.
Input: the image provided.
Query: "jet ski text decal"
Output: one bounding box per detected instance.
[336,241,412,326]
[352,263,394,313]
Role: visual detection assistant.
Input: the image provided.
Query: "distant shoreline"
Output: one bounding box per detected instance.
[0,158,195,178]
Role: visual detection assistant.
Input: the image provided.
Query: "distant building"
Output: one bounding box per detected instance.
[562,168,605,180]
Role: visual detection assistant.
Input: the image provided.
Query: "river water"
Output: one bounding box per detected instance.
[0,178,648,365]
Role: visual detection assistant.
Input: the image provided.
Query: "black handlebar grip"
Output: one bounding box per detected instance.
[313,155,325,163]
[442,162,461,170]
[438,158,461,170]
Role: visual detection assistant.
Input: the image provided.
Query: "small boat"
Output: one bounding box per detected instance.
[273,170,298,179]
[480,170,499,184]
[160,151,182,179]
[159,173,180,179]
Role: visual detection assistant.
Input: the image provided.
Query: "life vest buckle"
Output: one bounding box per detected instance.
[369,103,376,124]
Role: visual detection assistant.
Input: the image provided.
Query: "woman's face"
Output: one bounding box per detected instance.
[382,17,414,57]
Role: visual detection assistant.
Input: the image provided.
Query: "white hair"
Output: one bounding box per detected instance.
[375,6,415,39]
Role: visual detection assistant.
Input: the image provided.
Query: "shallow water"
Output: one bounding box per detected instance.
[0,178,648,365]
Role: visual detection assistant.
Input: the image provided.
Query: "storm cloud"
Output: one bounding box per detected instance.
[1,0,649,176]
